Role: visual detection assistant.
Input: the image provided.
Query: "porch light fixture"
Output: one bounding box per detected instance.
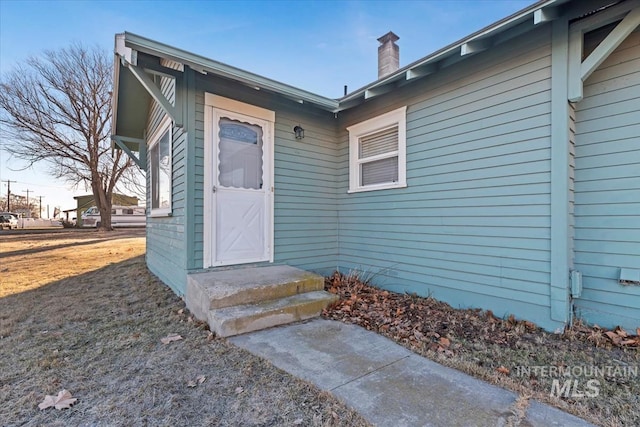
[293,125,305,140]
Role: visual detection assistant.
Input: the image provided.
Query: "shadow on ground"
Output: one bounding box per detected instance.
[0,256,367,427]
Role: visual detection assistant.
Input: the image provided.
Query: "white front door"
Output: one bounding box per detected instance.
[204,94,274,267]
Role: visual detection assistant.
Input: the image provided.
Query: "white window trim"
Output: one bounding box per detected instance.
[347,106,407,193]
[148,115,173,217]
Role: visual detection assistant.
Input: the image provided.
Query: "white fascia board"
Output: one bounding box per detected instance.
[111,52,121,138]
[115,33,136,65]
[112,34,128,139]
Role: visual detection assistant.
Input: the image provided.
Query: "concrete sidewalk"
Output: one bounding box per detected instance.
[230,319,594,427]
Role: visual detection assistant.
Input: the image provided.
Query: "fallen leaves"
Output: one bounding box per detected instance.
[324,271,536,355]
[604,326,640,347]
[496,366,510,375]
[187,375,206,388]
[324,271,640,357]
[160,333,183,344]
[39,390,77,410]
[568,322,640,348]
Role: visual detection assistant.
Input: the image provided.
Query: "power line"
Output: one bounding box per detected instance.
[4,179,72,190]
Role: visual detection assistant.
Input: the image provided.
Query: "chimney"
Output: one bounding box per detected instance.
[377,31,399,79]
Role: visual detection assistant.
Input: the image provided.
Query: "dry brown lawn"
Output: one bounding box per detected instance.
[0,229,146,298]
[0,230,368,426]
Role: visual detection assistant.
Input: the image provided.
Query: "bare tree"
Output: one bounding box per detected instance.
[0,194,39,218]
[0,44,140,230]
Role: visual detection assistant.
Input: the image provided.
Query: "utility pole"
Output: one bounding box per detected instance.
[38,196,44,219]
[23,188,31,217]
[1,180,12,211]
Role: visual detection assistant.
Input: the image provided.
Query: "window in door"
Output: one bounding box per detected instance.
[218,117,263,190]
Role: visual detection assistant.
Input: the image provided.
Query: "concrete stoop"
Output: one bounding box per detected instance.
[186,265,337,337]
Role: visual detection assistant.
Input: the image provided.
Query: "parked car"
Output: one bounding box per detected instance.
[0,212,19,230]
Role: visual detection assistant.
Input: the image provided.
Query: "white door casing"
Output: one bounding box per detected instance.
[204,94,274,267]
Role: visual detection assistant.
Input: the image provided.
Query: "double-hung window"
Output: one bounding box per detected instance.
[347,106,407,192]
[149,116,172,216]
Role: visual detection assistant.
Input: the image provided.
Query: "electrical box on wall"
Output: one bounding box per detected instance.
[570,270,582,298]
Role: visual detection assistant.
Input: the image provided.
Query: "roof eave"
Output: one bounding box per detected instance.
[121,32,340,112]
[112,0,571,120]
[337,0,569,108]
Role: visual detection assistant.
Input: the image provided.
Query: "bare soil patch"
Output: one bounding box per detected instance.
[0,232,368,426]
[323,272,639,427]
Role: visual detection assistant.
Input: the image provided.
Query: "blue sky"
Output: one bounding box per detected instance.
[0,0,532,214]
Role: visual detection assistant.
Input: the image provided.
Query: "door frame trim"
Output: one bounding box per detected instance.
[203,93,275,268]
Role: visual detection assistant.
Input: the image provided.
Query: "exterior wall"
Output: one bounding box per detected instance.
[573,27,640,330]
[134,4,637,332]
[193,90,205,267]
[194,75,339,277]
[337,26,562,330]
[145,74,188,295]
[271,108,339,275]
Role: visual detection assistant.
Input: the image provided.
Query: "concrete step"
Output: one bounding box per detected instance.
[209,291,338,337]
[186,265,324,321]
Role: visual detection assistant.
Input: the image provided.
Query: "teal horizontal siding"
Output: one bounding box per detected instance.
[138,18,636,336]
[192,91,205,270]
[147,251,186,296]
[573,28,640,331]
[410,77,550,133]
[192,76,339,273]
[573,137,637,159]
[353,232,547,260]
[145,75,188,295]
[338,253,551,306]
[337,25,557,329]
[409,124,550,162]
[338,239,549,282]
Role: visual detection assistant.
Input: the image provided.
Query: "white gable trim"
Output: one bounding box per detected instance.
[568,2,640,102]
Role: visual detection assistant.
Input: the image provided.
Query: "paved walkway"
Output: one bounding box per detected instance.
[230,319,594,427]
